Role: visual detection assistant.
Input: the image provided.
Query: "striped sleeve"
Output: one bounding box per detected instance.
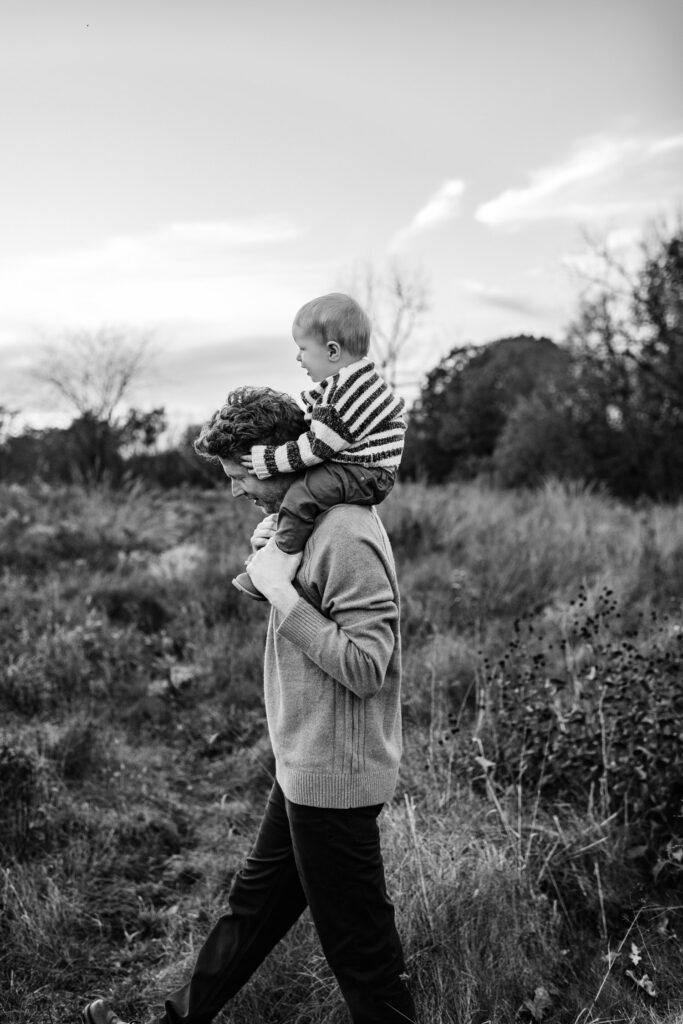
[250,407,357,478]
[249,362,406,478]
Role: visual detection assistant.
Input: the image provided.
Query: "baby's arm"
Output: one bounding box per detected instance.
[246,375,405,479]
[249,408,355,479]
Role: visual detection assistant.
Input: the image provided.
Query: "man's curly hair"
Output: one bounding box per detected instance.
[193,386,307,465]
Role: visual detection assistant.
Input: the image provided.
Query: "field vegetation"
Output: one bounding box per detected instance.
[1,478,682,1024]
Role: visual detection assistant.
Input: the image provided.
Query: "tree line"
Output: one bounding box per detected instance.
[404,222,683,500]
[1,223,681,499]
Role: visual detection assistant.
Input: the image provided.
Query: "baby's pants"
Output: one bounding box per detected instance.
[276,462,396,554]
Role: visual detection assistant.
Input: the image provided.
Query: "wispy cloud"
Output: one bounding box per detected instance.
[18,217,303,281]
[391,179,465,248]
[411,180,466,229]
[476,132,683,227]
[0,217,329,336]
[459,279,545,317]
[646,133,683,157]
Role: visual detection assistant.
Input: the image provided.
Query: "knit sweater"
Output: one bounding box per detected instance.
[250,358,406,480]
[264,503,403,808]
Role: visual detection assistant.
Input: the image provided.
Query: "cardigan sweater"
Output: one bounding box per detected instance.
[250,358,406,480]
[264,503,403,808]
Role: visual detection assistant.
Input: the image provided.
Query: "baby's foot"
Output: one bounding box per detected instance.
[232,571,267,601]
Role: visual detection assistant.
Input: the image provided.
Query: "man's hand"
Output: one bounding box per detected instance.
[250,513,278,553]
[240,453,257,475]
[246,537,301,615]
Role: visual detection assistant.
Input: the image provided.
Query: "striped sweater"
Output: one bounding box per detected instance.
[250,358,406,479]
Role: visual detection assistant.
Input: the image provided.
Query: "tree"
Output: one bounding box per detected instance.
[562,221,683,498]
[120,407,168,456]
[483,220,683,497]
[34,326,154,423]
[492,388,591,488]
[0,405,18,445]
[31,327,160,483]
[124,423,219,488]
[403,335,569,482]
[339,260,430,388]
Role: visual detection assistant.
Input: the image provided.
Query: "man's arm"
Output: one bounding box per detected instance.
[250,514,398,700]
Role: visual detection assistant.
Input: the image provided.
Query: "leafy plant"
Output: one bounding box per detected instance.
[477,587,683,847]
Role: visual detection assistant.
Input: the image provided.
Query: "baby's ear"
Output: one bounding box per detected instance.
[327,340,342,361]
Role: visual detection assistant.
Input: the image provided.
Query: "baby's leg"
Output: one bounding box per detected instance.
[275,463,395,554]
[233,465,394,599]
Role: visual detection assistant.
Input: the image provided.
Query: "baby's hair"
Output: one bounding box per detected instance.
[293,293,372,358]
[194,385,307,464]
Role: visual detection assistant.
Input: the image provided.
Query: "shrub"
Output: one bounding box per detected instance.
[476,587,683,849]
[492,390,590,488]
[91,577,173,634]
[44,717,100,781]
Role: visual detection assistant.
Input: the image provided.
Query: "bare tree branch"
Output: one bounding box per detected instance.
[338,259,430,387]
[33,327,155,424]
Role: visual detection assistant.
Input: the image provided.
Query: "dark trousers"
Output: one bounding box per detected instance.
[159,782,416,1024]
[276,463,396,554]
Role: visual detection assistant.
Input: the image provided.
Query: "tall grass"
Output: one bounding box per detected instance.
[1,478,682,1023]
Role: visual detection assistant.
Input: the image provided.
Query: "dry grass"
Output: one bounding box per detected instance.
[1,478,682,1023]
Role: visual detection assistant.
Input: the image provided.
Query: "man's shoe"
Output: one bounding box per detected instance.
[232,571,267,601]
[82,999,131,1024]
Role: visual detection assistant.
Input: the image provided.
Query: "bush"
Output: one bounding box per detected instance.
[477,587,683,848]
[493,391,590,488]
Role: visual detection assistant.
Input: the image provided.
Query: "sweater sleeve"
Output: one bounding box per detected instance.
[275,518,398,699]
[249,406,356,478]
[249,368,404,479]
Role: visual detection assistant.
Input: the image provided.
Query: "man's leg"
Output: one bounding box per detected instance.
[160,782,307,1024]
[286,798,417,1024]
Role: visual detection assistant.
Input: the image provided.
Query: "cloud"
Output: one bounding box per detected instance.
[646,134,683,157]
[390,179,465,248]
[459,279,545,317]
[410,179,466,230]
[14,217,303,282]
[0,217,333,337]
[476,132,683,227]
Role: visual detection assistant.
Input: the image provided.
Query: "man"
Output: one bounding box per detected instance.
[83,386,417,1024]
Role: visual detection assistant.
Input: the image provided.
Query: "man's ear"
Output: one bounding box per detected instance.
[327,340,342,362]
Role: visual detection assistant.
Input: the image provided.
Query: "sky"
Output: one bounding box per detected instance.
[1,0,682,429]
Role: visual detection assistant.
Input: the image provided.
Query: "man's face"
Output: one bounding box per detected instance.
[218,457,289,514]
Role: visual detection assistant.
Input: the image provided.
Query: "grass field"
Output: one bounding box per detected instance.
[1,477,682,1024]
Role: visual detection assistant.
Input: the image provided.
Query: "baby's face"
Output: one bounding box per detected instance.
[292,326,337,382]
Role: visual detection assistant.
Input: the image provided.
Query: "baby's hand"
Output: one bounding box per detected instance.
[240,453,257,475]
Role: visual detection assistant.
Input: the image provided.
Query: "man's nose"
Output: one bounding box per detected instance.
[231,480,244,498]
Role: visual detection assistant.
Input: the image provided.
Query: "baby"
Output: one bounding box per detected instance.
[233,292,406,599]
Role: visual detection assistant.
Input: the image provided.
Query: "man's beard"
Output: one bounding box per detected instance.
[260,479,291,515]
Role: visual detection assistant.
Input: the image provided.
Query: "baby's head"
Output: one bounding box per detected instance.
[292,292,372,382]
